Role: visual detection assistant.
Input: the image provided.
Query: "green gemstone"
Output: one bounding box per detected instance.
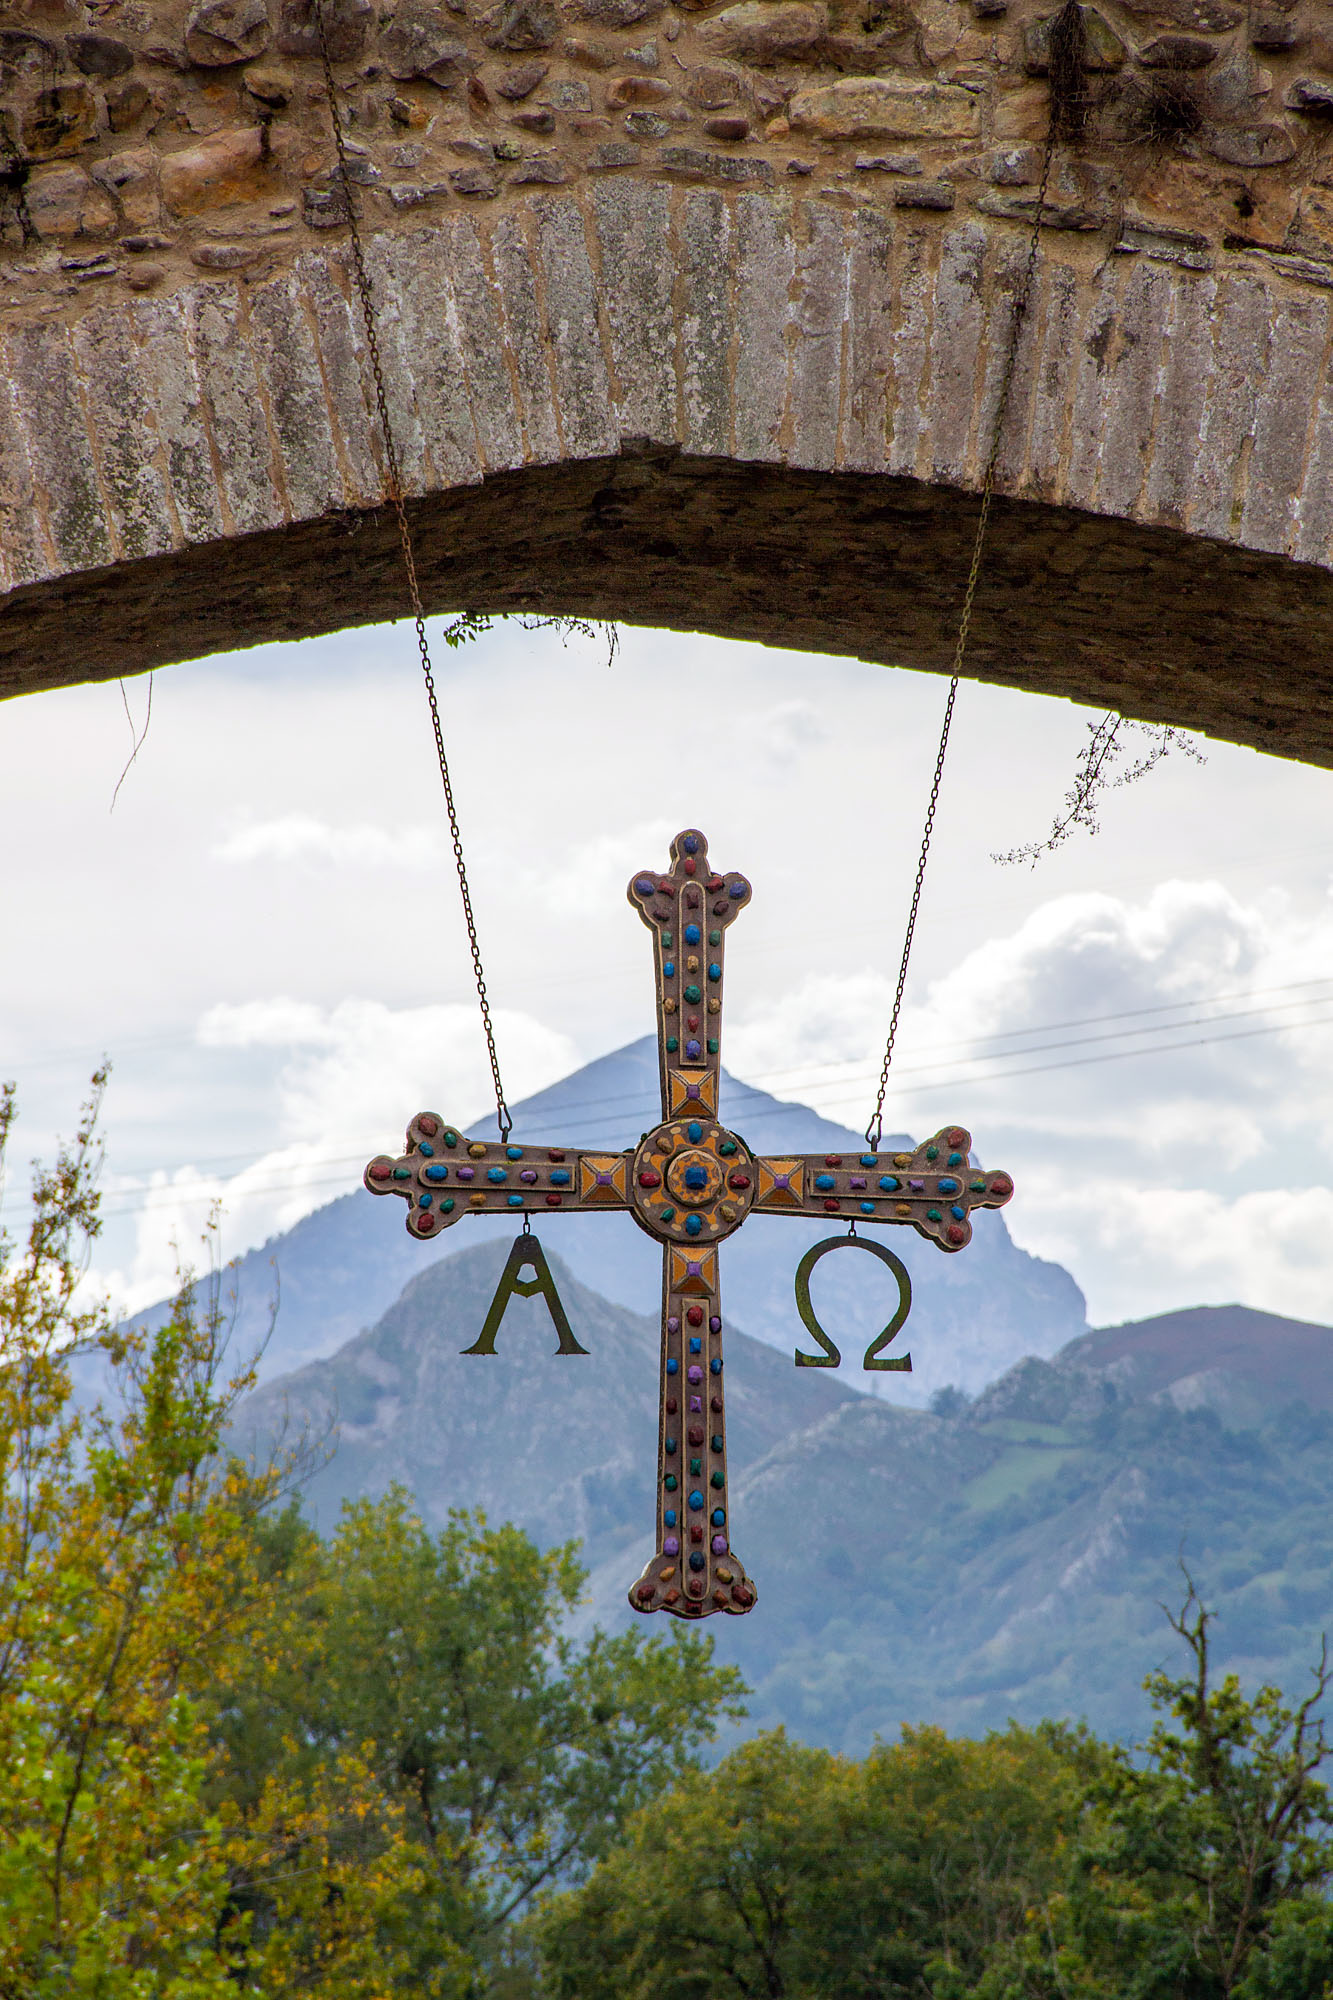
[443,1129,458,1147]
[710,1470,725,1489]
[971,1178,986,1191]
[441,1197,455,1213]
[927,1207,942,1222]
[392,1167,411,1181]
[664,1473,678,1491]
[689,1457,702,1476]
[926,1145,939,1160]
[666,1035,679,1052]
[707,1038,719,1055]
[708,929,721,945]
[663,931,673,947]
[660,1206,676,1223]
[718,1141,737,1157]
[684,983,701,1003]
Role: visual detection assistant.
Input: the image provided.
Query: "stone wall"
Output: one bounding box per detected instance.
[4,0,1333,769]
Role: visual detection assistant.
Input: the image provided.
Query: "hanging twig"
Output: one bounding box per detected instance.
[992,712,1205,867]
[109,673,154,815]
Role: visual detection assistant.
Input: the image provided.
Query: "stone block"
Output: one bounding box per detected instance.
[1287,77,1333,115]
[187,284,283,532]
[71,306,177,561]
[512,150,568,181]
[678,185,731,456]
[660,144,773,180]
[91,147,161,230]
[703,114,749,138]
[1138,32,1221,62]
[450,165,500,195]
[496,58,548,96]
[1204,120,1295,163]
[789,77,983,139]
[894,180,954,207]
[699,1,827,61]
[490,208,561,461]
[1116,0,1240,24]
[8,322,113,573]
[732,193,790,462]
[381,3,474,83]
[480,0,559,51]
[589,138,640,165]
[625,110,669,136]
[575,0,663,24]
[531,196,618,457]
[20,80,97,159]
[537,76,593,108]
[65,31,134,75]
[276,0,371,61]
[607,73,672,105]
[184,1,272,66]
[1024,4,1125,71]
[25,164,116,238]
[161,125,293,215]
[1114,216,1213,266]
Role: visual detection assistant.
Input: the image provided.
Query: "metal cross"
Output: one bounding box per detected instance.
[364,830,1014,1622]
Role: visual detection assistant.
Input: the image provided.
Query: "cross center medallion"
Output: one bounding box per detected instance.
[365,829,1014,1620]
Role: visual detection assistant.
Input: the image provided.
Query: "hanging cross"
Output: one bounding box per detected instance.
[364,829,1014,1621]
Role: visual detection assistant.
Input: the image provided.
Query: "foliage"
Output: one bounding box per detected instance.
[992,710,1205,866]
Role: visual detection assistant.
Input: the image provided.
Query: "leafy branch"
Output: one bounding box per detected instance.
[993,711,1205,867]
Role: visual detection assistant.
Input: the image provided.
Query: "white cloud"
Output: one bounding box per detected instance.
[213,813,443,869]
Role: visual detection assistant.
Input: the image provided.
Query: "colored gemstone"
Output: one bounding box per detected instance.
[665,1437,678,1455]
[392,1167,411,1181]
[639,1170,661,1188]
[849,1177,867,1190]
[710,1395,723,1411]
[635,876,655,894]
[417,1193,432,1208]
[667,1360,679,1378]
[664,1473,678,1490]
[687,1306,703,1325]
[707,1038,719,1054]
[860,1155,878,1167]
[444,1129,458,1147]
[685,922,701,944]
[951,1204,966,1219]
[713,899,728,915]
[688,1424,704,1444]
[948,1128,967,1147]
[663,960,676,978]
[685,1215,702,1236]
[729,881,747,898]
[709,929,721,945]
[419,1142,435,1158]
[991,1176,1013,1195]
[825,1155,842,1167]
[815,1173,835,1191]
[860,1201,875,1214]
[895,1154,911,1169]
[683,856,696,874]
[909,1179,924,1192]
[519,1168,538,1183]
[927,1145,939,1161]
[663,1535,679,1554]
[487,1167,506,1183]
[689,1337,702,1354]
[948,1152,964,1167]
[659,879,672,893]
[709,1315,721,1332]
[544,1193,561,1207]
[690,1396,703,1412]
[710,1469,725,1489]
[716,1565,733,1583]
[710,1357,722,1374]
[823,1198,839,1213]
[458,1167,475,1181]
[441,1197,455,1213]
[506,1145,523,1160]
[660,1206,676,1223]
[711,1508,726,1526]
[469,1142,487,1158]
[662,931,673,948]
[689,1551,705,1571]
[684,1039,700,1059]
[939,1178,958,1194]
[687,1014,699,1030]
[684,1165,708,1190]
[690,1523,703,1542]
[708,963,721,982]
[896,1202,911,1218]
[719,1141,737,1156]
[688,1121,703,1142]
[425,1164,449,1182]
[947,1223,966,1245]
[971,1178,986,1192]
[369,1163,392,1181]
[636,1581,655,1603]
[549,1150,565,1161]
[686,889,700,907]
[684,984,701,1003]
[733,1584,753,1607]
[664,1507,677,1524]
[688,1365,703,1383]
[685,1085,701,1103]
[417,1212,435,1229]
[682,834,699,853]
[688,1491,704,1510]
[666,1036,679,1052]
[773,1174,790,1191]
[711,1433,724,1452]
[507,1194,522,1208]
[668,1316,681,1332]
[927,1207,942,1222]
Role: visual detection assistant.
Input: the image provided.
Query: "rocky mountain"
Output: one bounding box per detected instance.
[151,1037,1087,1408]
[232,1239,1333,1755]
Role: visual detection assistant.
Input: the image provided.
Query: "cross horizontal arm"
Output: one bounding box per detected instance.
[751,1125,1012,1251]
[365,1111,629,1240]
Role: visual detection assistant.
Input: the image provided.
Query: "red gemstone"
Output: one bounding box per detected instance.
[690,1523,703,1542]
[687,1015,699,1030]
[823,1198,840,1213]
[666,1397,678,1413]
[710,1395,723,1412]
[664,1587,681,1603]
[659,879,673,893]
[418,1116,438,1136]
[687,1578,704,1595]
[638,1170,661,1188]
[683,856,696,874]
[545,1193,562,1207]
[824,1154,842,1166]
[947,1223,967,1244]
[707,876,724,891]
[713,1588,728,1605]
[990,1177,1012,1196]
[369,1163,392,1180]
[687,1305,704,1326]
[948,1127,967,1147]
[727,1172,750,1190]
[548,1150,565,1162]
[636,1582,655,1603]
[688,1424,704,1445]
[713,899,728,915]
[732,1583,753,1607]
[417,1212,435,1230]
[686,890,700,907]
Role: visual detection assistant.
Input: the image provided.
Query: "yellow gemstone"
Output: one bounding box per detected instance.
[469,1141,488,1158]
[686,954,699,972]
[894,1153,910,1168]
[895,1201,911,1218]
[663,997,676,1013]
[659,1565,676,1581]
[707,998,720,1014]
[716,1566,733,1583]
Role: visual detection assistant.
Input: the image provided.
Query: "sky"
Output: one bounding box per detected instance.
[3,615,1333,1335]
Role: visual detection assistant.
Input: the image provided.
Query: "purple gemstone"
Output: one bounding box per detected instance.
[687,1365,703,1383]
[685,1039,702,1059]
[729,880,747,899]
[686,1084,701,1101]
[663,1536,679,1555]
[909,1178,924,1192]
[686,1261,702,1279]
[774,1174,790,1191]
[849,1177,866,1190]
[712,1535,728,1554]
[667,1316,680,1333]
[519,1169,538,1183]
[458,1167,475,1181]
[709,1315,721,1332]
[596,1172,613,1187]
[689,1396,702,1412]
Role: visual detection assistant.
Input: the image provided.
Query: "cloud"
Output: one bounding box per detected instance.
[758,699,828,765]
[213,813,443,869]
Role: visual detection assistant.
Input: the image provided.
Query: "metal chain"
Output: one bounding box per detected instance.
[313,2,512,1139]
[865,135,1057,1152]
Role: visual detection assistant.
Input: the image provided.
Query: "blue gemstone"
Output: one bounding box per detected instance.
[860,1201,875,1214]
[425,1164,449,1182]
[419,1142,435,1157]
[710,1357,722,1374]
[688,1551,704,1570]
[708,963,721,982]
[663,960,675,977]
[635,876,655,894]
[664,1508,677,1526]
[939,1178,958,1194]
[507,1194,523,1208]
[682,834,699,853]
[685,1040,702,1059]
[711,1508,726,1526]
[487,1167,506,1183]
[729,881,747,899]
[688,1121,703,1142]
[550,1170,570,1185]
[506,1145,523,1160]
[860,1155,877,1167]
[684,923,701,944]
[689,1337,702,1354]
[688,1491,704,1510]
[667,1357,679,1375]
[952,1204,966,1220]
[684,1165,708,1190]
[685,1215,703,1236]
[948,1151,964,1167]
[815,1173,835,1190]
[417,1193,432,1208]
[665,1437,677,1454]
[879,1175,899,1191]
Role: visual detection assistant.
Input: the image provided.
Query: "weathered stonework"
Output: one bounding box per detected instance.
[3,0,1333,764]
